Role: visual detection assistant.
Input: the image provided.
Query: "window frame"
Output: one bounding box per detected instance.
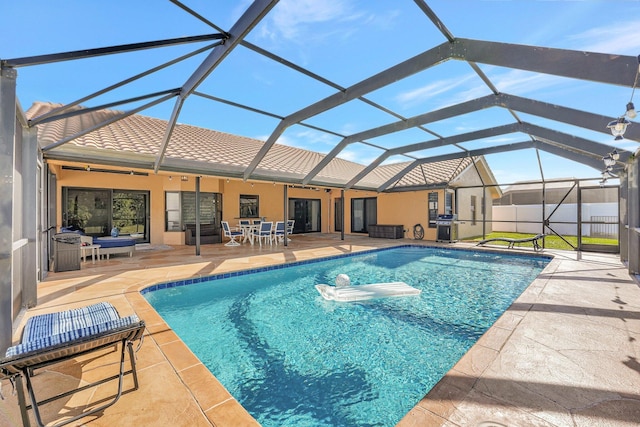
[428,192,438,228]
[239,194,260,218]
[165,191,222,231]
[351,197,377,233]
[471,195,477,226]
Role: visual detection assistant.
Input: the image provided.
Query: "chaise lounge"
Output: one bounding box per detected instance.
[0,302,145,427]
[476,233,545,251]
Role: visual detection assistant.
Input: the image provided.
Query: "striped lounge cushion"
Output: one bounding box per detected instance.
[5,302,137,358]
[21,302,120,342]
[5,315,140,357]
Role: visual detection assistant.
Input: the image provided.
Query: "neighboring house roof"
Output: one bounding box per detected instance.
[28,101,493,191]
[500,180,580,194]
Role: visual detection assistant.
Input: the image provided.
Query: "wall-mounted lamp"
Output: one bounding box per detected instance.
[226,178,230,183]
[130,170,134,175]
[607,55,640,139]
[180,176,188,182]
[86,165,91,172]
[169,176,172,181]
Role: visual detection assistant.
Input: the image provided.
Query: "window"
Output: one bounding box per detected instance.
[165,192,181,231]
[445,191,454,215]
[165,191,222,231]
[471,195,477,226]
[428,192,438,228]
[240,194,259,218]
[351,197,377,233]
[113,191,147,235]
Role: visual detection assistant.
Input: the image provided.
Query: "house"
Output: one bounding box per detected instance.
[28,101,500,266]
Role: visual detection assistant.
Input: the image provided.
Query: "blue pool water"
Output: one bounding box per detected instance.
[144,246,549,426]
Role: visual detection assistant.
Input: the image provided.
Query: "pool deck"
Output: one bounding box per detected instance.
[1,234,639,426]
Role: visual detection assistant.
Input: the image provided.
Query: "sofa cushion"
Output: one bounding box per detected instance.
[185,223,221,245]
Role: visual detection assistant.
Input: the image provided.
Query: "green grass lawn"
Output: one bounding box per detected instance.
[466,232,618,251]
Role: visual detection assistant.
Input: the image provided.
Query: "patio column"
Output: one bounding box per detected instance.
[0,67,17,353]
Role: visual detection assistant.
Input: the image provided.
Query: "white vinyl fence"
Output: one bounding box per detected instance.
[492,203,618,238]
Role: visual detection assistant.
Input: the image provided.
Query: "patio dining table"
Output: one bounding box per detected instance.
[238,223,259,244]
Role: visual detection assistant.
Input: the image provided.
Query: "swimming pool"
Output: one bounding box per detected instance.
[144,245,549,426]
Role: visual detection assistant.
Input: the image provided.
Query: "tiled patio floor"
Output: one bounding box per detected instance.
[1,234,639,426]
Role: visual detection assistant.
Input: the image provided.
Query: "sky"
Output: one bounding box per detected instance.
[3,0,640,186]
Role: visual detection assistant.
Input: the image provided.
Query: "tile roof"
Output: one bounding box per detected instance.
[27,101,480,190]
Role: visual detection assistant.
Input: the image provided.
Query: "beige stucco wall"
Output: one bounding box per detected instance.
[329,189,445,241]
[50,161,334,245]
[49,157,496,245]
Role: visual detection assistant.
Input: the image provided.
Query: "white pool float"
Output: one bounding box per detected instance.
[315,274,421,302]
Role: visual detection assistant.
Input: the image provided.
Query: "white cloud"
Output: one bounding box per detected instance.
[338,148,377,165]
[395,73,478,108]
[260,0,356,41]
[569,20,640,55]
[263,129,339,153]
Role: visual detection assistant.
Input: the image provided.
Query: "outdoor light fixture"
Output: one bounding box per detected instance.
[607,117,631,140]
[181,175,188,182]
[607,55,640,139]
[602,149,619,169]
[600,149,620,186]
[627,101,637,119]
[611,148,620,163]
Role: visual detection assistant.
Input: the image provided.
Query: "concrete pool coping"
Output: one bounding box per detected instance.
[2,235,638,426]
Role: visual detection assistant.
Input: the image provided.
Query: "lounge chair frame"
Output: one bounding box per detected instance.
[1,321,145,427]
[476,233,545,251]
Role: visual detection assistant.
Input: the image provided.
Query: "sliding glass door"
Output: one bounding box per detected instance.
[63,187,150,242]
[288,198,321,233]
[351,197,377,233]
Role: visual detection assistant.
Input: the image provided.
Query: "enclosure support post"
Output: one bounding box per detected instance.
[627,158,640,274]
[195,176,201,256]
[0,67,17,354]
[284,184,288,247]
[576,180,582,260]
[619,170,628,265]
[341,190,345,241]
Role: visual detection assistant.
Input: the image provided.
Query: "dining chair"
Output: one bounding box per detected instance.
[286,219,295,242]
[221,221,243,246]
[273,221,286,245]
[252,221,273,246]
